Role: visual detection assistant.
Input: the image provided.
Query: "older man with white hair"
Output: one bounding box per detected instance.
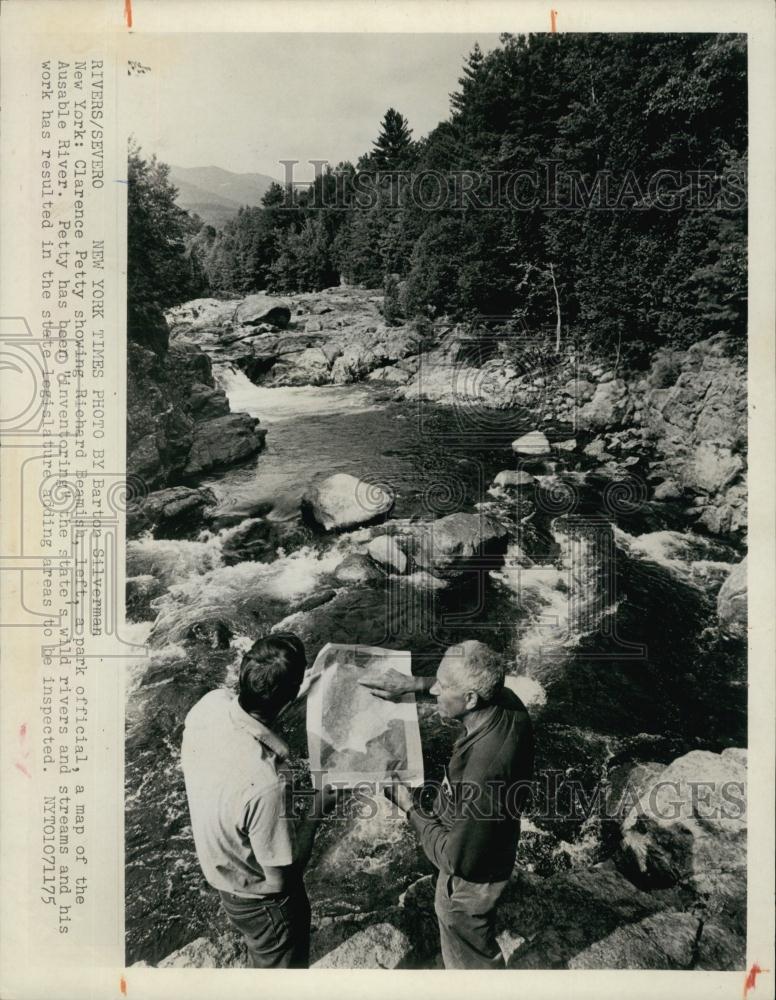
[360,640,534,969]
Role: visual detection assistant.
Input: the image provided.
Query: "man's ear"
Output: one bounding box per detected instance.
[464,690,478,711]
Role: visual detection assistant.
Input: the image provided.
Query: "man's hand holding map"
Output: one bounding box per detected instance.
[305,644,425,786]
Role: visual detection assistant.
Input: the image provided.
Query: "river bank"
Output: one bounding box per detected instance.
[125,286,747,970]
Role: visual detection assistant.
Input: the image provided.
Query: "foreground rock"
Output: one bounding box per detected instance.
[150,858,744,970]
[716,557,747,638]
[302,473,395,531]
[156,933,247,969]
[399,864,743,970]
[312,923,411,969]
[618,748,747,933]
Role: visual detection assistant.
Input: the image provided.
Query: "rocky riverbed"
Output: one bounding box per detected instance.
[126,286,747,970]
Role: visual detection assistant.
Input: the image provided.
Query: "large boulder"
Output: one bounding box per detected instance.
[716,558,747,638]
[618,748,747,930]
[577,380,631,430]
[572,911,743,971]
[368,534,409,573]
[333,553,385,585]
[400,867,664,969]
[396,864,745,970]
[234,294,291,329]
[302,473,395,531]
[512,430,551,455]
[413,512,509,576]
[183,413,267,477]
[139,486,216,539]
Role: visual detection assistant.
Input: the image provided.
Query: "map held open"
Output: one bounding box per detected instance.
[306,643,424,787]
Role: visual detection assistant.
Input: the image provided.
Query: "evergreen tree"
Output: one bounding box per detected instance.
[127,142,206,346]
[372,108,415,169]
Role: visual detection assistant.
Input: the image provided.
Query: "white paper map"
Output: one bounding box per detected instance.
[306,643,424,786]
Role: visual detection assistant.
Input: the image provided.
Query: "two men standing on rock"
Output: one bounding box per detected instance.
[182,633,533,970]
[361,639,535,970]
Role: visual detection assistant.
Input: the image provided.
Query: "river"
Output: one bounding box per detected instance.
[125,364,746,965]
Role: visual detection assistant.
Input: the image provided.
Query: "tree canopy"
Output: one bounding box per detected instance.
[149,33,747,359]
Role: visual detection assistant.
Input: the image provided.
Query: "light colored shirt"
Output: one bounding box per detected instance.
[181,688,296,897]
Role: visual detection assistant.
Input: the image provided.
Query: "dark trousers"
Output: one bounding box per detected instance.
[218,886,311,969]
[434,872,509,969]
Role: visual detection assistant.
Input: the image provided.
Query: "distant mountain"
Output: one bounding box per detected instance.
[169,165,277,228]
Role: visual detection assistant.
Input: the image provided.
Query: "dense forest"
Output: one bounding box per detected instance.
[129,33,747,365]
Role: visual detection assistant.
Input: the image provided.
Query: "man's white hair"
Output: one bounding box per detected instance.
[445,640,505,704]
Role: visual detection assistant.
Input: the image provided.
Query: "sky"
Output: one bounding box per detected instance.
[125,33,503,179]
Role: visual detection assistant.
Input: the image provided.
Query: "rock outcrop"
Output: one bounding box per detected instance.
[127,320,266,512]
[167,287,423,389]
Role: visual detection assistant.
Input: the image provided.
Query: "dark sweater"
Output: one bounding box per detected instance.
[408,687,534,883]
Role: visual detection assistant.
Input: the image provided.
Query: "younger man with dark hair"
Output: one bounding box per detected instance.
[182,632,329,968]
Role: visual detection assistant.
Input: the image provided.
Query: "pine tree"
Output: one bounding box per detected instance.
[450,42,485,115]
[372,109,415,169]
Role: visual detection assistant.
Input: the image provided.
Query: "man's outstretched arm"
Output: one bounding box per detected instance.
[358,669,434,701]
